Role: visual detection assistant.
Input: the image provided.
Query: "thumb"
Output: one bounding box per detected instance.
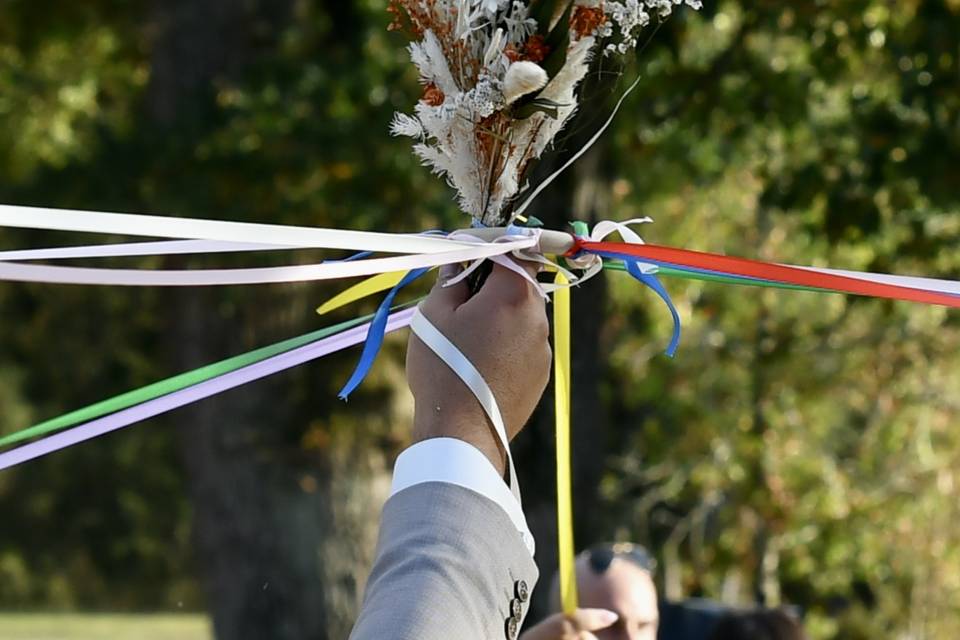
[570,609,619,632]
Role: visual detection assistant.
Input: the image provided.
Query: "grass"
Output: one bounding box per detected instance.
[0,613,211,640]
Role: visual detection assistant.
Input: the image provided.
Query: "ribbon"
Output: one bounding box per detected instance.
[0,236,537,287]
[3,213,958,479]
[339,269,431,399]
[605,261,824,293]
[624,261,681,358]
[443,228,555,298]
[795,265,960,296]
[581,241,960,308]
[572,219,682,356]
[0,239,291,261]
[553,271,578,614]
[0,308,417,471]
[317,271,411,316]
[0,204,470,254]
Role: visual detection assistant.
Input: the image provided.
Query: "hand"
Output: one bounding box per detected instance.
[406,261,551,474]
[520,609,620,640]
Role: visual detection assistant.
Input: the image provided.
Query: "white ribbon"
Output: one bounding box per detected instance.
[0,205,656,291]
[791,265,960,296]
[0,204,473,254]
[0,237,538,286]
[441,222,643,298]
[440,219,662,299]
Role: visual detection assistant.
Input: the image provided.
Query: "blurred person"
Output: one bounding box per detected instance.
[350,261,552,640]
[708,608,808,640]
[521,543,660,640]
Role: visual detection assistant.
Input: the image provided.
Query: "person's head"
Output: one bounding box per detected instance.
[550,543,659,640]
[708,608,808,640]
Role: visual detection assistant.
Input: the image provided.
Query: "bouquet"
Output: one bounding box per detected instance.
[387,0,703,226]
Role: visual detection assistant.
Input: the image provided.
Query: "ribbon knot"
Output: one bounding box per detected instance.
[568,218,682,357]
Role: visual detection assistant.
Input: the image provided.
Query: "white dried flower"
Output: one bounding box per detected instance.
[409,30,459,94]
[504,1,537,43]
[464,75,501,116]
[483,28,504,67]
[389,112,425,139]
[604,0,702,55]
[502,61,548,105]
[477,0,505,14]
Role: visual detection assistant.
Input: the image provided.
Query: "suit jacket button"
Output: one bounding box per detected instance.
[505,616,519,639]
[515,579,529,603]
[511,598,523,618]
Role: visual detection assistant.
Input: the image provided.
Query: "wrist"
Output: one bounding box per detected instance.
[413,407,507,476]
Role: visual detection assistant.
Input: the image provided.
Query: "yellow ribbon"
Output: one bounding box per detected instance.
[316,271,409,316]
[554,271,578,614]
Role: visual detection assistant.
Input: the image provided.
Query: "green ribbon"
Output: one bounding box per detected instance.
[603,261,826,293]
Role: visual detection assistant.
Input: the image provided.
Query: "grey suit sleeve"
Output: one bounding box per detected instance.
[350,481,539,640]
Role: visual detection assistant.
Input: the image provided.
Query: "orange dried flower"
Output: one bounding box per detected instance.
[571,6,607,39]
[386,2,403,31]
[523,35,551,63]
[386,0,424,37]
[422,83,445,106]
[475,114,499,155]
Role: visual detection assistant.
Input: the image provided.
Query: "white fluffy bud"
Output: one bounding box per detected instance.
[502,61,548,105]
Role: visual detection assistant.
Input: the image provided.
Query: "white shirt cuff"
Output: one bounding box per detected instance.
[390,437,535,557]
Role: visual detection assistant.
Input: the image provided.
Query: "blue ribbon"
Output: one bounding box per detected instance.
[338,267,431,399]
[569,240,682,357]
[623,260,681,358]
[341,251,373,262]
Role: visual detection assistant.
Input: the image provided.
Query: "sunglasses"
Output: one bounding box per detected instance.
[583,542,657,575]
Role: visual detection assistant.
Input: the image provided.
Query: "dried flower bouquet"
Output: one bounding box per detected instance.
[388,0,702,225]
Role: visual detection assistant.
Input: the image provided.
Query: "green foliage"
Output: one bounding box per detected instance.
[592,2,960,637]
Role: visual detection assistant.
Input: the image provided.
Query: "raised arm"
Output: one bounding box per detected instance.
[350,262,551,640]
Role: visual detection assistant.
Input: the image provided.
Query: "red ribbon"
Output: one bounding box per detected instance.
[579,240,960,309]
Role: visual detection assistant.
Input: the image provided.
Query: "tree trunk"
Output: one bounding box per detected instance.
[168,287,333,640]
[149,2,388,638]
